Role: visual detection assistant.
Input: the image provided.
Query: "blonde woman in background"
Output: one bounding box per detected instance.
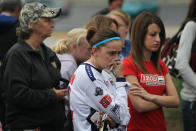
[52,39,69,55]
[52,28,91,81]
[52,28,91,131]
[107,9,131,60]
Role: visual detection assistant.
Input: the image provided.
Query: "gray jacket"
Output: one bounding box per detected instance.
[176,21,196,101]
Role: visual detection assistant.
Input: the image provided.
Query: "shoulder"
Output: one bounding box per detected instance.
[159,59,166,67]
[4,42,32,66]
[159,59,165,64]
[0,15,17,33]
[183,21,196,32]
[185,21,196,27]
[102,69,113,79]
[83,63,97,81]
[6,41,25,56]
[78,63,103,82]
[123,55,137,70]
[124,40,131,49]
[125,39,131,45]
[123,55,139,75]
[159,59,169,74]
[71,64,96,88]
[122,55,134,65]
[59,54,77,71]
[57,54,76,63]
[180,21,196,45]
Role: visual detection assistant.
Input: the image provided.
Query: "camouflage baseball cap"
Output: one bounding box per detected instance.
[19,2,61,27]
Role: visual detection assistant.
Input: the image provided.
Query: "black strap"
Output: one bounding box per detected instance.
[86,108,99,131]
[169,20,193,45]
[58,78,69,89]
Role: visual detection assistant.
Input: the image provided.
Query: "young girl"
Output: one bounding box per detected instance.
[69,27,130,131]
[123,12,180,131]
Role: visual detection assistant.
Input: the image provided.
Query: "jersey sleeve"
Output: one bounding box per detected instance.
[85,79,130,125]
[122,56,137,76]
[160,60,169,75]
[84,64,130,125]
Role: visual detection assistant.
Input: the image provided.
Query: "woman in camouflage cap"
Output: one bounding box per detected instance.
[2,2,66,131]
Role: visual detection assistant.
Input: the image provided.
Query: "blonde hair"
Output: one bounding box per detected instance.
[67,28,87,46]
[52,28,87,54]
[107,9,131,27]
[51,39,69,54]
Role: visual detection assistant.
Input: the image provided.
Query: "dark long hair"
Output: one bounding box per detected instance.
[131,11,166,73]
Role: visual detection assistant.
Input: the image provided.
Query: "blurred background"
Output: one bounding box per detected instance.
[27,0,188,48]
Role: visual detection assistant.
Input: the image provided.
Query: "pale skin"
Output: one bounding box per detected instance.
[88,40,123,77]
[26,17,67,100]
[71,38,91,65]
[126,23,180,113]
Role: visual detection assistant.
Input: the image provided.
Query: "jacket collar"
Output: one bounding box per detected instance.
[19,39,55,58]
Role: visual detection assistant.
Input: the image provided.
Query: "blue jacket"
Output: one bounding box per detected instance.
[0,14,18,59]
[119,39,131,61]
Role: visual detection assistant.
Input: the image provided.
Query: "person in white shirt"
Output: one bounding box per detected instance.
[52,28,91,81]
[69,27,130,131]
[52,28,91,130]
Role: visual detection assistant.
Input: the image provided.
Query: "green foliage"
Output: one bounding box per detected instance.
[164,76,183,131]
[171,77,183,96]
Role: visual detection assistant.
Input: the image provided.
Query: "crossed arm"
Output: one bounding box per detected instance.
[126,74,180,113]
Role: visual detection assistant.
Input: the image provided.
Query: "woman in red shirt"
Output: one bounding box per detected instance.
[122,12,180,131]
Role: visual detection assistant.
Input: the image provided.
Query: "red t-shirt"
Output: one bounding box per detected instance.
[123,55,169,131]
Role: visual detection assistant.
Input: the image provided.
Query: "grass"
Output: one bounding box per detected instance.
[164,77,183,131]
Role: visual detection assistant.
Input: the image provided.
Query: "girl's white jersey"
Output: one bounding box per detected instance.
[69,62,130,131]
